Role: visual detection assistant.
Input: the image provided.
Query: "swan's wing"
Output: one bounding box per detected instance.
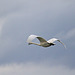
[47,38,58,43]
[27,35,47,43]
[37,37,47,43]
[47,38,66,48]
[27,35,38,43]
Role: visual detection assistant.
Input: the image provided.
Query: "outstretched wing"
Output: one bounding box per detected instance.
[27,35,38,43]
[47,38,58,43]
[36,37,47,43]
[47,38,66,48]
[27,35,47,43]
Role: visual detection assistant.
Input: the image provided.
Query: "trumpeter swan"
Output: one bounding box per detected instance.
[27,35,66,48]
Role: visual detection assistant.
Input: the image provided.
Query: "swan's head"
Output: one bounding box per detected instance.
[28,42,32,45]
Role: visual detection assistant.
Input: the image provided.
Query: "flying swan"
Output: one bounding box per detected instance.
[27,35,66,48]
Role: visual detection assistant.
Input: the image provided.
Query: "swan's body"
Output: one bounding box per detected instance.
[27,35,66,48]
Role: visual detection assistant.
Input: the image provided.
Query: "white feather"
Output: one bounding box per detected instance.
[47,38,66,48]
[47,38,58,43]
[27,35,38,43]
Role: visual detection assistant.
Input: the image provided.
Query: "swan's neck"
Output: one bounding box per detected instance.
[28,42,41,46]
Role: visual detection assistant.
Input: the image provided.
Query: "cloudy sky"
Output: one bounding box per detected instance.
[0,0,75,75]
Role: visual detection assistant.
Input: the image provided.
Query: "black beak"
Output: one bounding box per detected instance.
[28,43,31,45]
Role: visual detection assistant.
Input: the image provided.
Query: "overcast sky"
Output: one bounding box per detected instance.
[0,0,75,75]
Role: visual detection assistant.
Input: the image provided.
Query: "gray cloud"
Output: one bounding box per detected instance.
[0,0,75,71]
[0,63,75,75]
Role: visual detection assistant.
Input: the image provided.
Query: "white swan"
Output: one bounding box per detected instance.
[27,35,66,48]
